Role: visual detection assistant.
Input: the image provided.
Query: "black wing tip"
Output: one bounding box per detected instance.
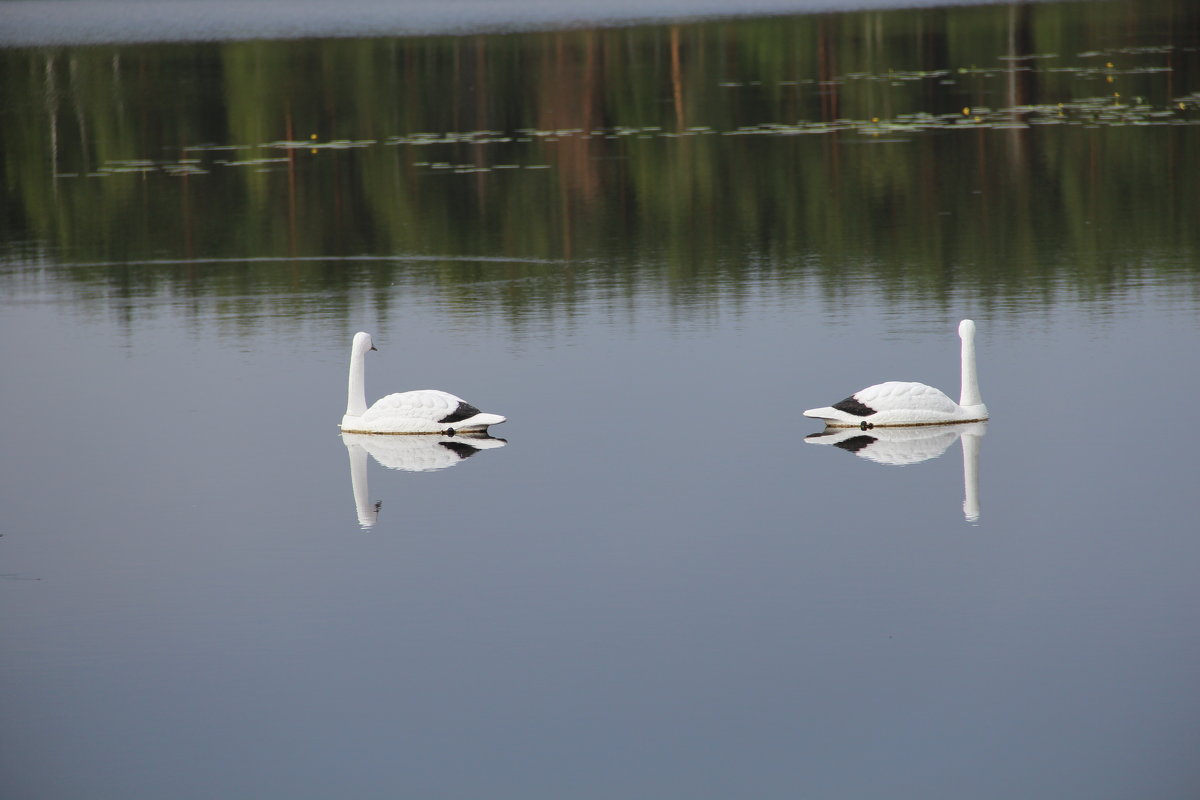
[438,401,483,424]
[832,396,876,417]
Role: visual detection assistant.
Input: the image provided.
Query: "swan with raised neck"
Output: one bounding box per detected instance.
[803,319,989,428]
[340,331,505,435]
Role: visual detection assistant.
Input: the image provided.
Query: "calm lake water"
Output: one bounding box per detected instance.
[3,2,1200,798]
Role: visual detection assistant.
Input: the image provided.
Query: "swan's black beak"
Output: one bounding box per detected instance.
[370,345,377,351]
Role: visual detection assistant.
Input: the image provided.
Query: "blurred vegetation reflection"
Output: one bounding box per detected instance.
[2,0,1199,322]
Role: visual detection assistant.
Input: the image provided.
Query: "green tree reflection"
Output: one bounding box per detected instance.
[2,0,1198,324]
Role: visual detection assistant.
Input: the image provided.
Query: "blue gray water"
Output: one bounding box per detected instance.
[4,272,1198,799]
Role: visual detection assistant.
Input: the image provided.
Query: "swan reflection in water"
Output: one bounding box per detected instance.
[805,422,986,522]
[341,432,507,528]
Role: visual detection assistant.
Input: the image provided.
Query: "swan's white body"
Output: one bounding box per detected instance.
[804,319,989,428]
[339,332,505,435]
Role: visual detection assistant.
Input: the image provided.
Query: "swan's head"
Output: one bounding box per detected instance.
[353,331,378,354]
[958,319,976,340]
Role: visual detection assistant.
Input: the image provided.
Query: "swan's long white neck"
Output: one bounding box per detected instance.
[958,320,983,408]
[346,335,369,417]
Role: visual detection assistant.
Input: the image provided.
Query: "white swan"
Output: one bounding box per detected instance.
[339,331,506,434]
[804,319,989,428]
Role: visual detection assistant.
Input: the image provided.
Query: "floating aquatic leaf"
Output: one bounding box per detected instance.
[998,53,1059,61]
[225,158,289,166]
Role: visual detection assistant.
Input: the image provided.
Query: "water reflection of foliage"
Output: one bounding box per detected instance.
[1,0,1198,323]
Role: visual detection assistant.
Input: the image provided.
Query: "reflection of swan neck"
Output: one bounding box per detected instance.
[962,430,982,522]
[346,440,377,527]
[959,320,983,408]
[346,336,368,417]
